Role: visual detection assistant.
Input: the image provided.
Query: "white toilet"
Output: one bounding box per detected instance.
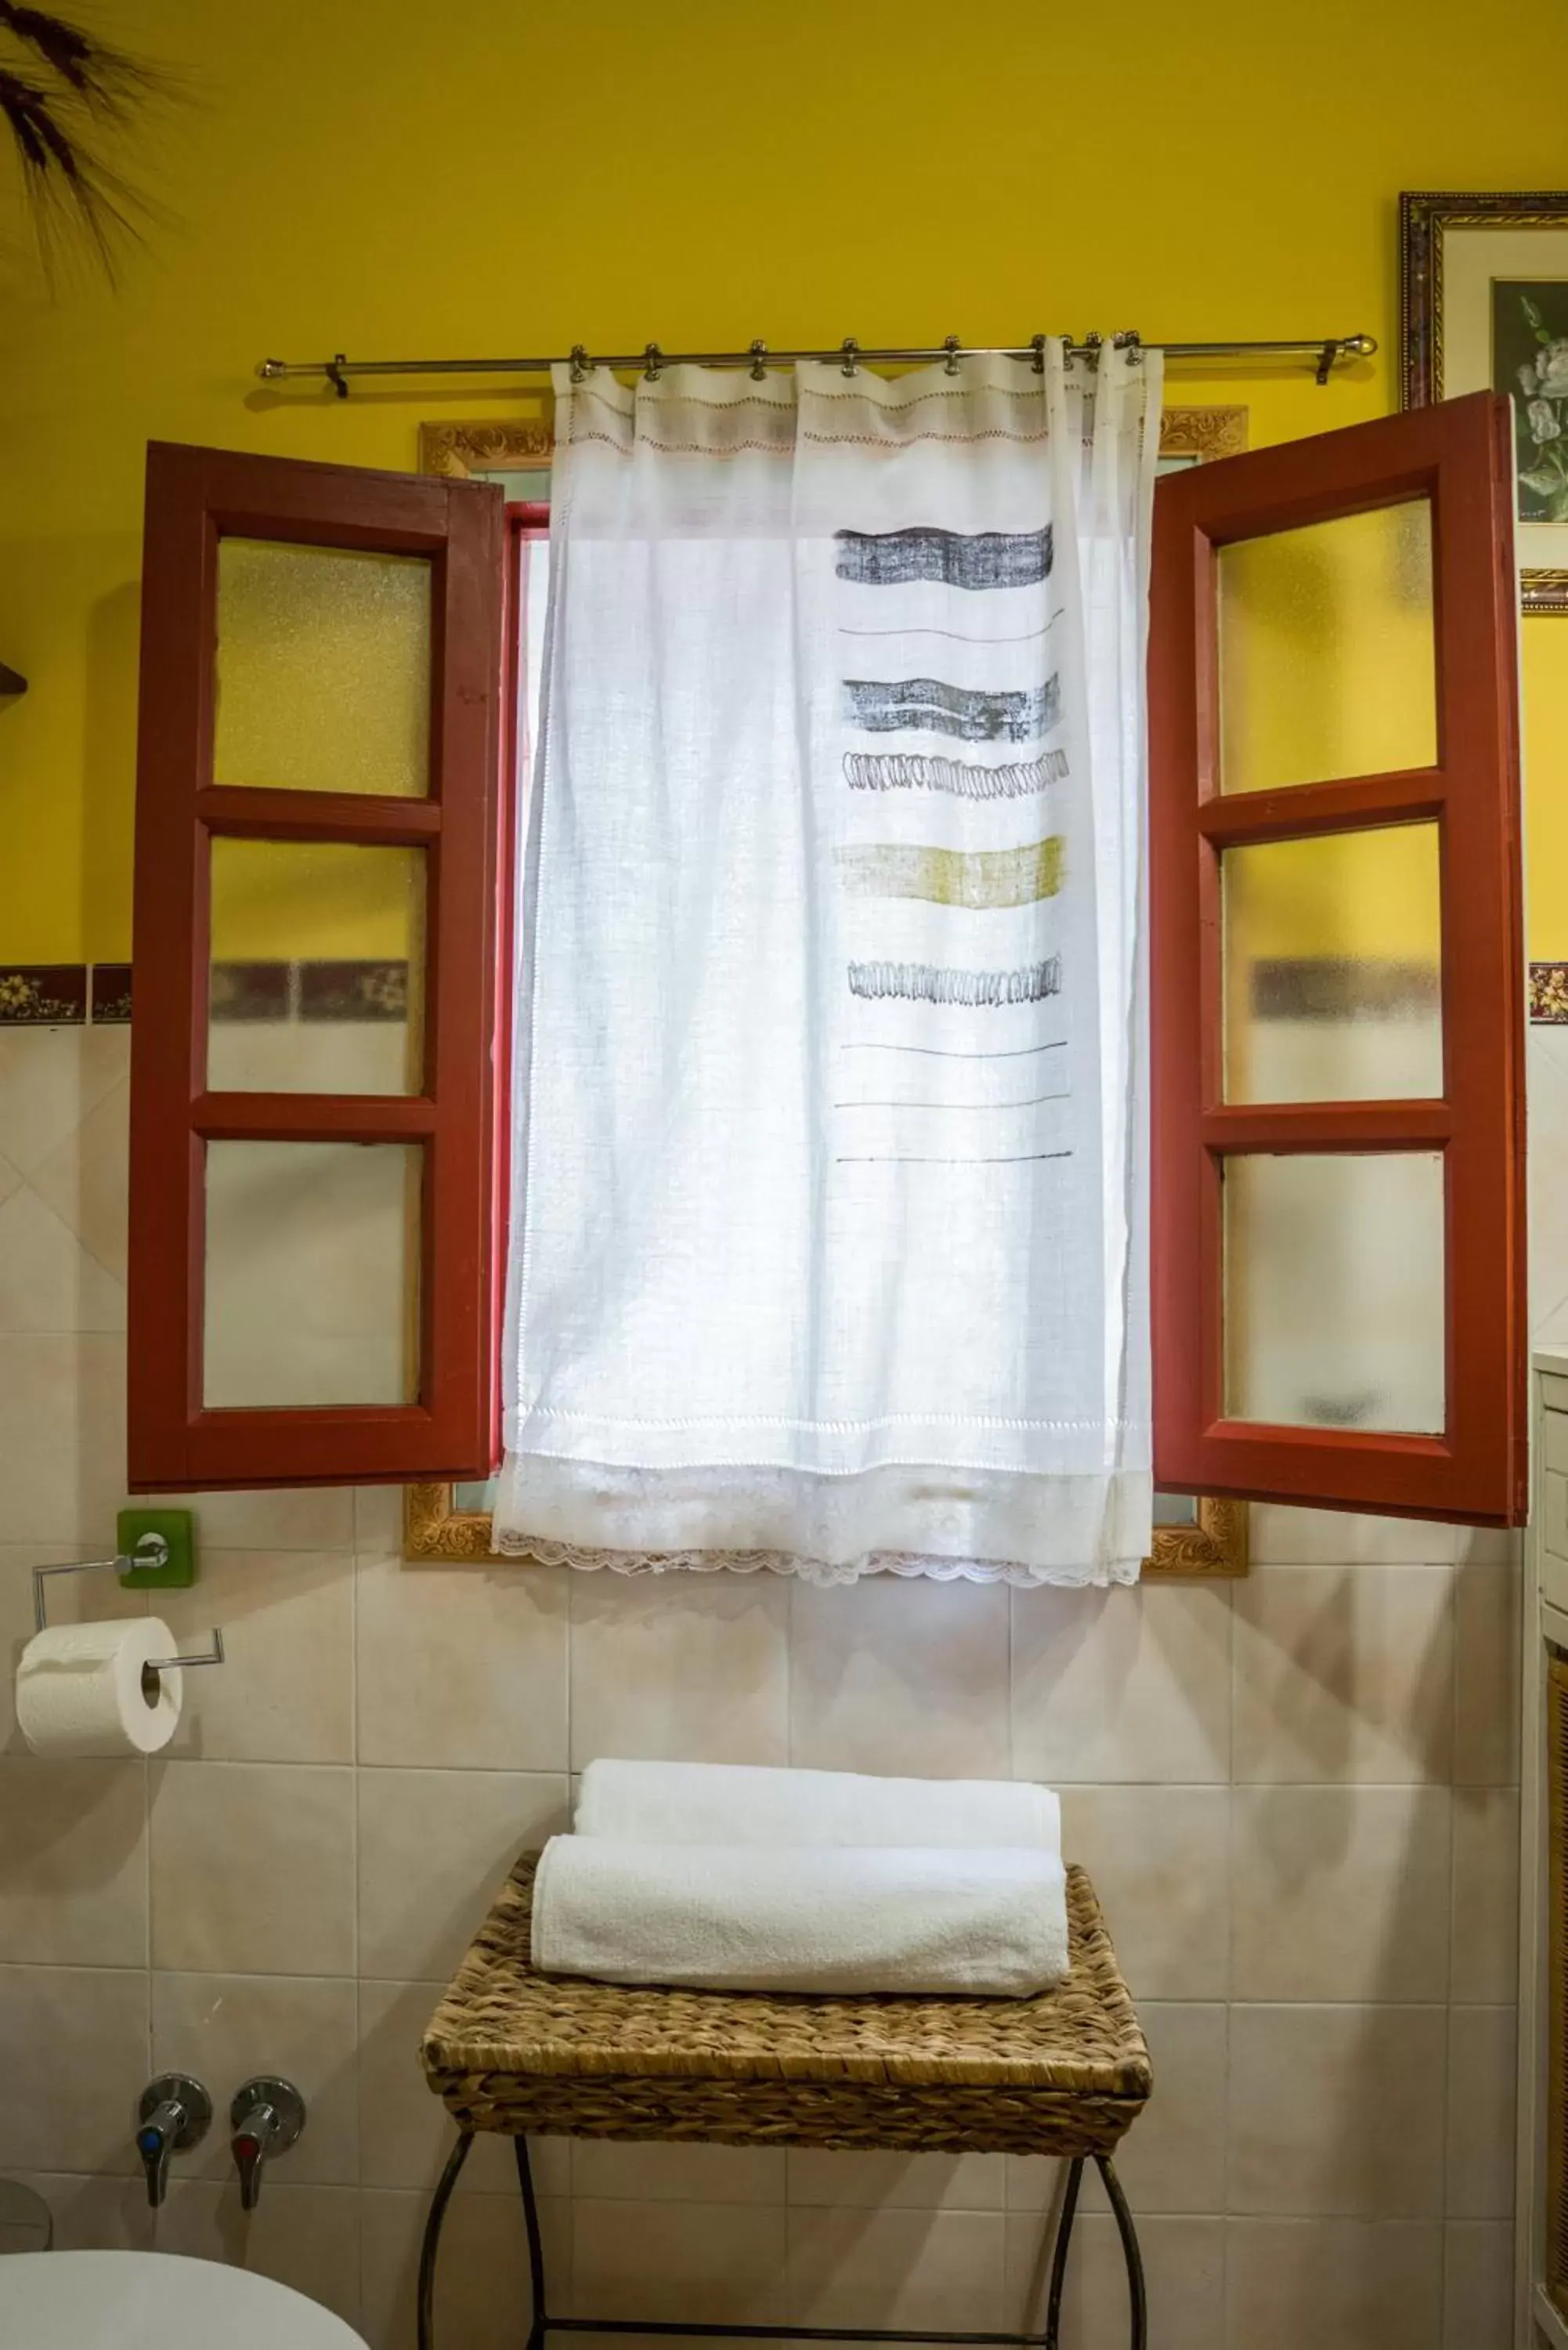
[0,2248,369,2346]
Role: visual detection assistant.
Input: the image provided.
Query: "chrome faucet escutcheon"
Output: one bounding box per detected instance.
[135,2073,212,2207]
[229,2076,306,2211]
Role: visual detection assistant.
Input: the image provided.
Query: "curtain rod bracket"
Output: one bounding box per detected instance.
[942,334,961,377]
[324,352,349,400]
[749,338,768,381]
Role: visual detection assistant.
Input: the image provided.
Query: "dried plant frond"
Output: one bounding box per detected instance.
[0,7,179,280]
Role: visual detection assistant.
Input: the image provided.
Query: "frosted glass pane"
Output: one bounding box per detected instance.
[204,1142,421,1407]
[1225,1152,1444,1432]
[1218,503,1436,794]
[207,839,425,1094]
[215,539,431,796]
[1223,826,1442,1102]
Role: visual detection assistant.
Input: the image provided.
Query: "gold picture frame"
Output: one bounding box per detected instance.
[418,419,554,478]
[403,1482,1247,1576]
[1402,189,1568,613]
[418,407,1250,483]
[407,400,1252,1579]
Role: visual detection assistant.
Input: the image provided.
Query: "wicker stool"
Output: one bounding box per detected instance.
[418,1856,1151,2350]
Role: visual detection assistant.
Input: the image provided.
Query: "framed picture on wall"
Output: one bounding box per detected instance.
[1402,188,1568,612]
[406,400,1253,1582]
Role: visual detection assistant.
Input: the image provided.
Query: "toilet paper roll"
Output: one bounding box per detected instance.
[16,1618,184,1756]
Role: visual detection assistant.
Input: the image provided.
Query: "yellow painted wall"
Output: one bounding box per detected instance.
[1,0,1566,963]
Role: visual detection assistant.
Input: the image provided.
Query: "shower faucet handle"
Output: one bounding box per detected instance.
[136,2073,212,2208]
[229,2076,306,2211]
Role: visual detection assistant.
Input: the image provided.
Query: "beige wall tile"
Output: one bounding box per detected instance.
[357,1766,567,1982]
[0,1029,127,1179]
[0,1755,147,1966]
[357,1976,564,2195]
[1445,2005,1516,2221]
[787,2147,1004,2211]
[157,2177,361,2332]
[355,1485,406,1555]
[0,1184,124,1333]
[146,1486,358,1552]
[1227,2004,1447,2218]
[1007,2004,1227,2218]
[1058,1786,1229,1999]
[1453,1556,1521,1788]
[788,1576,1010,1777]
[1006,2211,1223,2350]
[577,2196,789,2324]
[0,1965,148,2172]
[569,1572,789,1768]
[1451,1788,1519,2004]
[1231,1565,1451,1784]
[787,2204,1003,2333]
[150,1969,358,2185]
[13,2168,155,2251]
[1223,2218,1443,2350]
[362,2183,568,2350]
[1230,1785,1451,2003]
[573,2139,782,2204]
[0,1333,126,1546]
[1011,1581,1230,1784]
[150,1762,355,1976]
[1443,2218,1512,2349]
[1248,1505,1505,1567]
[158,1550,355,1764]
[27,1071,129,1283]
[356,1556,569,1771]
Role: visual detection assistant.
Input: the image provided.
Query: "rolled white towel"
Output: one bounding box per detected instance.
[531,1837,1069,1998]
[575,1758,1060,1856]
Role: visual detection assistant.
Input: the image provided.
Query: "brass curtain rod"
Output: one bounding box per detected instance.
[258,331,1378,399]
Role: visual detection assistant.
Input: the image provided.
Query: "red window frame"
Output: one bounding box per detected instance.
[128,407,1526,1524]
[1149,390,1526,1525]
[127,443,506,1489]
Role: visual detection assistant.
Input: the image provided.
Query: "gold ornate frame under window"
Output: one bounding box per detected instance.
[403,1483,1247,1575]
[408,403,1252,1579]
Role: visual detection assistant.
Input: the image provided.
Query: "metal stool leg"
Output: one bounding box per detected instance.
[516,2135,550,2350]
[1042,2157,1082,2350]
[1094,2156,1147,2350]
[417,2129,473,2350]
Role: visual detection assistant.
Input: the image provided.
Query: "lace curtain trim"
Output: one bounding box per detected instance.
[490,1531,1140,1589]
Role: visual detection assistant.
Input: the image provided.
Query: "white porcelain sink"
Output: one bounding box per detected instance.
[0,2249,368,2347]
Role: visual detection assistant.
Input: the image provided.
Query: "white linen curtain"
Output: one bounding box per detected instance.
[494,341,1162,1585]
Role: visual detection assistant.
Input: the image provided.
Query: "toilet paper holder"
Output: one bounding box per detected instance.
[32,1538,226,1692]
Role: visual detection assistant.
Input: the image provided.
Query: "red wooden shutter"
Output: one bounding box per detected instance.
[1151,391,1526,1524]
[128,443,505,1489]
